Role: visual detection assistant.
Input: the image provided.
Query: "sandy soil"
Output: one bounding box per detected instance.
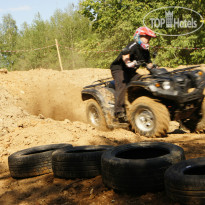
[0,66,205,205]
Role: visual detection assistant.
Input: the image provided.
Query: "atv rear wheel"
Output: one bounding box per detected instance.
[86,99,107,130]
[129,97,170,137]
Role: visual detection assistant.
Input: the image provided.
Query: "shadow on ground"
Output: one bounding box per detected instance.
[0,173,176,205]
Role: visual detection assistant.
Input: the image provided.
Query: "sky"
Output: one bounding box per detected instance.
[0,0,79,29]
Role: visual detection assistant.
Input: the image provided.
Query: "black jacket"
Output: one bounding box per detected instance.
[110,41,152,71]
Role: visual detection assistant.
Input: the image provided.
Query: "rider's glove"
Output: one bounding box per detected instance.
[146,63,154,70]
[146,63,158,70]
[126,60,137,68]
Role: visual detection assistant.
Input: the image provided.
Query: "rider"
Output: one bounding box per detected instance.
[110,26,156,122]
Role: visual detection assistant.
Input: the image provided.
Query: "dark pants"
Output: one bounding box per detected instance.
[111,67,140,115]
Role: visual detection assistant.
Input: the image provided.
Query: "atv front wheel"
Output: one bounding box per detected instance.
[129,97,170,137]
[86,99,107,130]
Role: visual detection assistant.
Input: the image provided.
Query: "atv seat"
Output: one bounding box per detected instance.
[149,68,168,75]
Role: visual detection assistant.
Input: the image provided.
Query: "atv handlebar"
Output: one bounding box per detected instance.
[132,60,158,70]
[133,60,145,66]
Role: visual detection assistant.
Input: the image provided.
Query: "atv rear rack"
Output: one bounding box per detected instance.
[83,77,113,89]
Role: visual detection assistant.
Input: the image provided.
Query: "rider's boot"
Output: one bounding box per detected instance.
[115,112,128,123]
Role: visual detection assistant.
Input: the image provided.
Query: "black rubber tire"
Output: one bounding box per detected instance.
[101,142,185,193]
[52,145,113,179]
[165,157,205,205]
[8,144,72,178]
[129,97,170,137]
[86,99,107,130]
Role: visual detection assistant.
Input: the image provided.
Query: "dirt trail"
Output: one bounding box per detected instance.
[0,66,205,205]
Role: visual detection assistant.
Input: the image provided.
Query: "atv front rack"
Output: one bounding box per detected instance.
[169,65,200,74]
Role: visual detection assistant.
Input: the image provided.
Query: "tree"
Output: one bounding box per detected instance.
[79,0,205,68]
[0,14,18,70]
[1,1,204,70]
[50,6,93,69]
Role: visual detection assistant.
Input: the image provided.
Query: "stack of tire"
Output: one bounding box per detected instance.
[101,141,185,193]
[164,157,205,205]
[8,141,205,204]
[8,144,113,179]
[52,145,113,179]
[8,144,72,178]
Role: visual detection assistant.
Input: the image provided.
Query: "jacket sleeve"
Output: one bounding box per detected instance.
[146,51,152,64]
[121,47,130,55]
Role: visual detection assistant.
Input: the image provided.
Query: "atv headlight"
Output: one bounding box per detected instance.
[162,81,171,90]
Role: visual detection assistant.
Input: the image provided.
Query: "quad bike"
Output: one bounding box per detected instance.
[81,64,205,137]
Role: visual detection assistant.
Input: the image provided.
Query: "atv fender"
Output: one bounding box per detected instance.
[81,88,108,118]
[127,84,153,104]
[82,88,105,106]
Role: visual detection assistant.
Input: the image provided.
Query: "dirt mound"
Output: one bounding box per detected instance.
[0,86,31,136]
[1,66,205,205]
[0,68,140,171]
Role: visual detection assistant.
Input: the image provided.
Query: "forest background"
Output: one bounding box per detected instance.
[0,0,204,71]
